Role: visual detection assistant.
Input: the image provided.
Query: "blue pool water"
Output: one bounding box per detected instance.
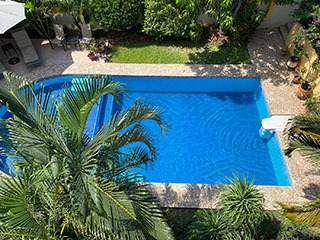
[0,75,291,186]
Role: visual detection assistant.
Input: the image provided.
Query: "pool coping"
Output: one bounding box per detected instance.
[1,28,319,210]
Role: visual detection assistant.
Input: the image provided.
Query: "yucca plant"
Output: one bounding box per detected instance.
[0,72,174,239]
[218,176,266,238]
[189,209,241,240]
[279,112,320,227]
[188,175,266,240]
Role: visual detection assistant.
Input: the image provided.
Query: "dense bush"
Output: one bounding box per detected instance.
[91,0,144,30]
[143,0,203,42]
[230,1,265,45]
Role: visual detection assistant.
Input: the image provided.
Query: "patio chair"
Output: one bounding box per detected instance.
[10,27,41,68]
[80,23,92,44]
[50,24,66,50]
[0,60,6,75]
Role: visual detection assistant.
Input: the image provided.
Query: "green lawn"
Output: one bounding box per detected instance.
[107,40,250,64]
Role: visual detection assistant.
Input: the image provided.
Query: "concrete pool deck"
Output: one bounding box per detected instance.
[1,27,319,210]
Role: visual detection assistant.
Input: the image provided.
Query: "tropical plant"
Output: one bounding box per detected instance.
[218,175,266,238]
[189,209,241,240]
[279,111,320,227]
[188,175,267,239]
[172,0,294,44]
[0,72,174,239]
[23,0,53,39]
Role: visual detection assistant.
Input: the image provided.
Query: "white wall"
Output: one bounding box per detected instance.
[260,1,302,28]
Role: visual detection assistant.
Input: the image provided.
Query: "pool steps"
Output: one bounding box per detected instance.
[93,94,115,136]
[260,115,293,139]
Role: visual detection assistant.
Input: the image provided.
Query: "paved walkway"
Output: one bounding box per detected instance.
[1,28,319,209]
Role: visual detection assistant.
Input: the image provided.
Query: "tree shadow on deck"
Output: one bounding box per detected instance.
[145,183,222,208]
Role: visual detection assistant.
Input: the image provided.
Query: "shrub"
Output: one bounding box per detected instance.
[91,0,144,30]
[189,210,241,240]
[230,2,265,45]
[218,176,266,238]
[143,0,203,42]
[188,176,267,239]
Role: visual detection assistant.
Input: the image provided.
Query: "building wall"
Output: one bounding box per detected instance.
[259,0,302,28]
[285,22,320,94]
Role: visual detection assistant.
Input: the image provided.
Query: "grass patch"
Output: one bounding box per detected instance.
[108,40,250,64]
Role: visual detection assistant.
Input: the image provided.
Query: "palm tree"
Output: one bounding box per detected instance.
[0,72,174,239]
[279,112,320,226]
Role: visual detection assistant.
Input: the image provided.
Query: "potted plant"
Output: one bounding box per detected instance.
[80,38,108,60]
[287,42,303,69]
[95,40,106,53]
[80,38,98,60]
[297,78,313,100]
[87,51,97,61]
[292,66,306,84]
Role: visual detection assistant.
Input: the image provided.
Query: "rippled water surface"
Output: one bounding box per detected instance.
[121,91,277,185]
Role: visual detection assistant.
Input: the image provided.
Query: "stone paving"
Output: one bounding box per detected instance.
[1,28,319,210]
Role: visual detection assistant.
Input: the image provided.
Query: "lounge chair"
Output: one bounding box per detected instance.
[10,27,41,68]
[50,24,66,50]
[0,60,6,75]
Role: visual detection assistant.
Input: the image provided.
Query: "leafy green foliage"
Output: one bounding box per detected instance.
[189,209,241,240]
[189,176,267,239]
[230,1,266,44]
[203,0,292,44]
[50,0,93,24]
[91,0,144,30]
[0,72,174,239]
[23,0,53,38]
[143,0,203,42]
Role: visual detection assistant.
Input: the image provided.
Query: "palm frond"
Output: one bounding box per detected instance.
[93,182,172,240]
[0,83,37,128]
[0,176,44,233]
[0,225,38,239]
[279,198,320,226]
[116,100,167,135]
[3,72,33,97]
[58,75,126,144]
[285,114,320,166]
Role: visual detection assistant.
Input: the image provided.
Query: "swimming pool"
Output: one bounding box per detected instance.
[0,75,291,186]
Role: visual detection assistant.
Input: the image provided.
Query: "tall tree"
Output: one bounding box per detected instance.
[0,72,174,239]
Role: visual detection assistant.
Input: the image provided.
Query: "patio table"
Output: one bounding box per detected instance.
[1,43,18,59]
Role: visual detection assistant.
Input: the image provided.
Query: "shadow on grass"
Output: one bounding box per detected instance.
[187,45,251,64]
